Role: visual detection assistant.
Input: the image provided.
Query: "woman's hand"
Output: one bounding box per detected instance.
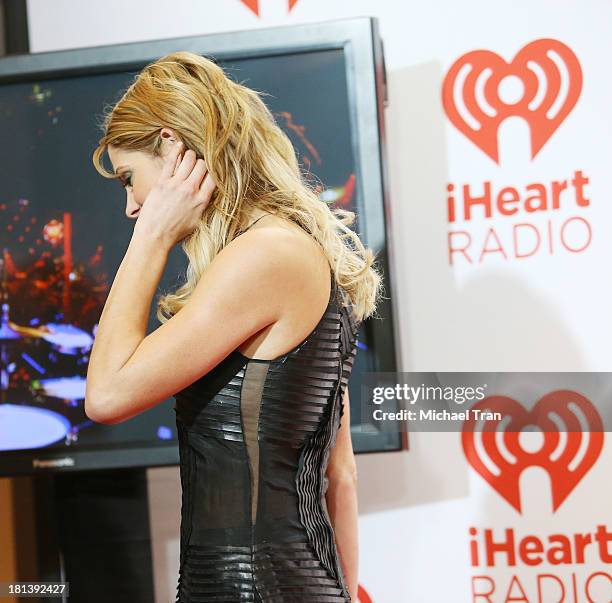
[134,141,216,248]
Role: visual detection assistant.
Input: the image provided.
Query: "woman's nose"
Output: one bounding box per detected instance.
[125,194,140,219]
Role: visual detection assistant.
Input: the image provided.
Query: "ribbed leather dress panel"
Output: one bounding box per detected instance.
[173,273,360,603]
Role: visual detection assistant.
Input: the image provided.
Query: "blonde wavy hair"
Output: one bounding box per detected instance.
[92,51,384,324]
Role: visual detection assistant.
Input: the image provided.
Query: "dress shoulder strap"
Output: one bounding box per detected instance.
[237,214,270,237]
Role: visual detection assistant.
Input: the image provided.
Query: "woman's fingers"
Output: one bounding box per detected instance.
[160,142,211,202]
[173,151,182,176]
[174,148,197,181]
[185,158,208,191]
[161,141,183,180]
[197,171,216,205]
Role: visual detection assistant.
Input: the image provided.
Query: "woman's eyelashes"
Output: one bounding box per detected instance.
[119,173,132,188]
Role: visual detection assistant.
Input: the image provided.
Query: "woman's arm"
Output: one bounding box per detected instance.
[84,227,296,424]
[325,389,359,601]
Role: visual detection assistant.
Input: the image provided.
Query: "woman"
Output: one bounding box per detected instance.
[85,50,382,602]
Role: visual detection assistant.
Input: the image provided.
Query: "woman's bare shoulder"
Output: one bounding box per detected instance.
[219,217,331,313]
[218,217,332,358]
[227,216,327,275]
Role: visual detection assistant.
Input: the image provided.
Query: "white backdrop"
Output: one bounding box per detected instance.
[25,1,612,601]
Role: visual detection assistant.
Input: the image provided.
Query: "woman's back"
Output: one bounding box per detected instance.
[173,268,359,602]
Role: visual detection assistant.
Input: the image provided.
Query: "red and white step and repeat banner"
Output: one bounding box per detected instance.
[25,1,612,601]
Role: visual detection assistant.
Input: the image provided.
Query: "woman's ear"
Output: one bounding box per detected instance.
[159,126,177,143]
[159,128,182,163]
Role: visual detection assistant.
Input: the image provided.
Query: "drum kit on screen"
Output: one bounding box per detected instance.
[0,252,96,451]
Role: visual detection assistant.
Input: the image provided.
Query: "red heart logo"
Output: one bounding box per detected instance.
[239,0,300,15]
[462,391,604,513]
[240,0,260,15]
[358,584,374,603]
[442,39,583,163]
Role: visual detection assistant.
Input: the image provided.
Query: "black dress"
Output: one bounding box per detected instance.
[172,265,360,602]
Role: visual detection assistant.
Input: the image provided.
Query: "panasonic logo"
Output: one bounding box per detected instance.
[32,458,76,468]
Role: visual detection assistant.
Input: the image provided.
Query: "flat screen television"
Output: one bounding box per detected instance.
[0,16,402,476]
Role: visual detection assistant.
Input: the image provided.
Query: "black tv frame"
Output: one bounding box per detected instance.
[0,15,402,476]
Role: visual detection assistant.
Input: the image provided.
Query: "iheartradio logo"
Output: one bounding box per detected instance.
[442,39,583,163]
[461,391,604,513]
[239,0,300,15]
